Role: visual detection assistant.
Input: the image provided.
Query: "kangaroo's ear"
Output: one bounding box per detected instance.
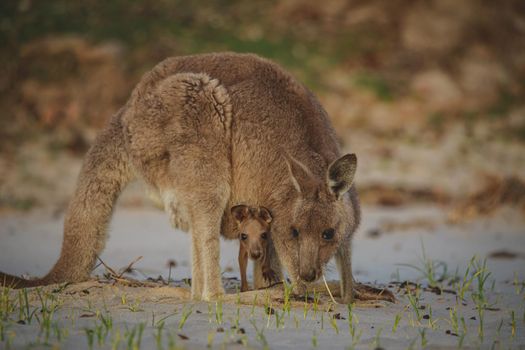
[284,153,316,194]
[231,205,250,224]
[327,153,357,200]
[258,207,272,224]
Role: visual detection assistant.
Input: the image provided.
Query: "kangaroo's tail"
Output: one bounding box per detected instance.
[0,113,133,288]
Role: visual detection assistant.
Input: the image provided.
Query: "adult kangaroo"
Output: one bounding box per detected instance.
[0,52,363,302]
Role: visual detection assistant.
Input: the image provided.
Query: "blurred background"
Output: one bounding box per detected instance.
[0,0,524,220]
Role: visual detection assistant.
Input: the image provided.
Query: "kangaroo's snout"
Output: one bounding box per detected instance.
[300,268,318,282]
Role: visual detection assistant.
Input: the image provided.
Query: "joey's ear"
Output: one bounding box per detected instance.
[258,207,272,224]
[284,153,315,194]
[231,205,250,224]
[327,153,357,200]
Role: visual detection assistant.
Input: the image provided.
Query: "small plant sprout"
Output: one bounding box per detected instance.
[458,332,465,348]
[250,319,269,350]
[235,286,241,304]
[178,305,193,330]
[99,311,113,334]
[460,316,467,335]
[311,331,317,348]
[207,302,213,323]
[207,330,215,348]
[427,305,438,329]
[155,321,164,350]
[19,288,36,324]
[456,256,476,301]
[136,323,145,349]
[0,321,5,342]
[124,323,145,350]
[155,311,178,327]
[294,313,300,328]
[511,310,516,338]
[166,330,176,350]
[347,303,359,338]
[449,307,459,335]
[126,298,144,313]
[215,299,223,325]
[406,286,422,322]
[419,328,428,348]
[392,313,402,333]
[513,272,524,295]
[330,313,339,334]
[250,294,258,317]
[373,328,383,349]
[85,328,95,350]
[234,304,241,329]
[496,318,503,336]
[303,293,309,320]
[283,280,293,315]
[313,290,321,317]
[111,328,121,350]
[490,278,496,293]
[472,258,491,302]
[275,309,285,329]
[0,287,14,322]
[399,240,448,288]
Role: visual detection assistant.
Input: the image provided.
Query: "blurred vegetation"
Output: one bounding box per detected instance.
[0,0,357,84]
[1,0,524,210]
[0,0,524,152]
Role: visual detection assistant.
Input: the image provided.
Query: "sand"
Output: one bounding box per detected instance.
[0,204,524,349]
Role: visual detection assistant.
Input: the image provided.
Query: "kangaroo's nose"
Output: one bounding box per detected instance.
[300,269,317,282]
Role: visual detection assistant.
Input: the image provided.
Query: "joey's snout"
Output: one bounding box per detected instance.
[240,240,265,261]
[250,250,262,260]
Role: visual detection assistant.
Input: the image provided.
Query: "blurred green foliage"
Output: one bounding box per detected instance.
[0,0,376,86]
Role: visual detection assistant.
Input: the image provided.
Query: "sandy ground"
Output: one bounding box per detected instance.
[0,204,524,349]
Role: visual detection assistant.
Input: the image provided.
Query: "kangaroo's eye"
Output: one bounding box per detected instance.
[291,227,299,238]
[261,232,268,240]
[322,228,335,240]
[240,233,248,241]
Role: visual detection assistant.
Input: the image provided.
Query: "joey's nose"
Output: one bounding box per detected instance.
[250,251,261,260]
[300,269,317,282]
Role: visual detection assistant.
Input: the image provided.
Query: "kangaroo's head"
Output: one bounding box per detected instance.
[275,153,358,285]
[231,205,272,261]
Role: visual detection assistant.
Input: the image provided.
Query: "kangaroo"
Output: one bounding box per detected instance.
[229,205,277,292]
[0,52,373,303]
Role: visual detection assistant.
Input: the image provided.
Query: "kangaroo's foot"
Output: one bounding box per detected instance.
[262,267,279,285]
[353,282,396,303]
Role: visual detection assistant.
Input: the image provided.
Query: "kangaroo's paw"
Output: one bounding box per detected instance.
[262,268,279,284]
[292,282,307,297]
[202,285,225,301]
[191,283,203,301]
[353,283,396,303]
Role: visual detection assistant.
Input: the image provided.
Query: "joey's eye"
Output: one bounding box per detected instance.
[322,228,335,241]
[240,233,248,241]
[291,227,299,238]
[261,232,268,240]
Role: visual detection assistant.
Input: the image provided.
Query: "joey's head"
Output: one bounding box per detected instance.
[231,205,272,261]
[273,153,358,285]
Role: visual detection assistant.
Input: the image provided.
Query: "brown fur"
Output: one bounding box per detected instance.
[0,52,360,302]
